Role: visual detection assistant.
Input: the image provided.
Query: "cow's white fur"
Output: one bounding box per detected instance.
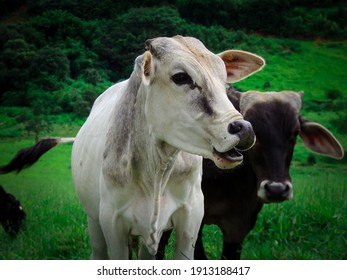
[71,36,265,259]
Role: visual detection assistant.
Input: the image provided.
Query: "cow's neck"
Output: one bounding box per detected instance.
[131,79,181,253]
[105,73,179,192]
[132,84,179,193]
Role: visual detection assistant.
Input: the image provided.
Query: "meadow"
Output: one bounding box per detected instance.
[0,136,346,259]
[0,39,346,259]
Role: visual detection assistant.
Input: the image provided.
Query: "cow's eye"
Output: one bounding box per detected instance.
[289,129,300,144]
[289,135,297,145]
[171,72,193,85]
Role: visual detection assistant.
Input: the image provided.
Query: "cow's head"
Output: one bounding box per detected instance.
[135,36,265,169]
[0,185,26,237]
[229,89,344,202]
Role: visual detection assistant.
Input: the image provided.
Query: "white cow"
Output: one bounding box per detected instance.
[0,36,265,259]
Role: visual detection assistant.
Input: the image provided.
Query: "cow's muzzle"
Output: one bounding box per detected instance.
[228,120,255,151]
[258,180,293,203]
[212,120,255,169]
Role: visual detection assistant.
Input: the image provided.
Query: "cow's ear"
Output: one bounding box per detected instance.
[219,50,265,83]
[140,51,153,86]
[299,116,344,159]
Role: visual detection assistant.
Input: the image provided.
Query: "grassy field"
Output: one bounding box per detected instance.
[0,138,345,260]
[0,140,90,259]
[235,40,347,102]
[0,39,346,259]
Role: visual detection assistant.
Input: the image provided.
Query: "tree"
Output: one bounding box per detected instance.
[60,38,100,80]
[94,6,188,80]
[29,47,70,85]
[15,90,57,142]
[0,38,36,103]
[0,0,26,17]
[30,9,88,42]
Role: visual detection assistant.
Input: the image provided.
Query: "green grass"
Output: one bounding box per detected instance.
[0,140,90,259]
[236,41,347,102]
[242,165,347,260]
[0,140,345,259]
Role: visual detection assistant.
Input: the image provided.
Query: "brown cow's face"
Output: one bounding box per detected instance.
[239,91,302,203]
[227,88,343,203]
[246,121,299,203]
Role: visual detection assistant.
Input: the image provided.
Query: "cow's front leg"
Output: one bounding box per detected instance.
[99,209,129,260]
[88,216,109,259]
[138,237,156,260]
[172,196,204,260]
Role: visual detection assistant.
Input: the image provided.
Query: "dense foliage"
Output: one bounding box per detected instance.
[0,0,346,139]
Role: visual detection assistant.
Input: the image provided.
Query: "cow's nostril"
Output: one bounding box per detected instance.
[264,182,291,201]
[228,121,243,134]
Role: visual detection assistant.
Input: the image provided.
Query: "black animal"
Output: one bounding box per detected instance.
[0,185,26,237]
[159,88,343,259]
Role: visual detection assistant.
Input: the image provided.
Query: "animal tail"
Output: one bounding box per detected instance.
[0,138,75,174]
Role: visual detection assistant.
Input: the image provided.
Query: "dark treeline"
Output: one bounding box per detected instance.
[2,0,346,38]
[0,0,346,139]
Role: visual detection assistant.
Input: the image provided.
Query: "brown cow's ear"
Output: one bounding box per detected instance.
[218,50,265,83]
[299,116,344,159]
[141,51,153,85]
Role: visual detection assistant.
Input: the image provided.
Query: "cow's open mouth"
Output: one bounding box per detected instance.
[212,147,243,169]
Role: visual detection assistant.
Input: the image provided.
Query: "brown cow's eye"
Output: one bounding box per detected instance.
[289,136,297,144]
[172,72,193,85]
[289,132,299,145]
[289,129,300,144]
